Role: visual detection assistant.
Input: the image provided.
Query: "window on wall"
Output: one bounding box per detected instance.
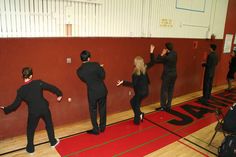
[0,0,103,37]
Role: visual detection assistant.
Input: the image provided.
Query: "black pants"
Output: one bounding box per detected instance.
[203,74,214,100]
[88,96,107,132]
[227,69,235,80]
[26,109,57,153]
[130,94,146,124]
[160,76,177,109]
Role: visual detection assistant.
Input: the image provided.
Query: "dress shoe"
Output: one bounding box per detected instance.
[198,97,208,104]
[87,130,99,135]
[26,146,34,155]
[26,151,34,155]
[51,138,60,148]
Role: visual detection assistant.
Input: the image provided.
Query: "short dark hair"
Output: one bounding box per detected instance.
[22,67,33,79]
[80,50,91,61]
[165,42,173,51]
[210,44,217,51]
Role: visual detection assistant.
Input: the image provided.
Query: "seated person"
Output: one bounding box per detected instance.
[222,103,236,133]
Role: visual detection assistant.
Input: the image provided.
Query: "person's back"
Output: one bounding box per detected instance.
[3,80,62,115]
[76,50,107,135]
[149,43,177,112]
[163,50,177,77]
[205,51,218,77]
[77,61,107,99]
[229,56,236,72]
[18,80,61,114]
[132,73,149,96]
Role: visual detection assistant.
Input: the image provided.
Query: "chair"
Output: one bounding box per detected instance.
[208,108,236,146]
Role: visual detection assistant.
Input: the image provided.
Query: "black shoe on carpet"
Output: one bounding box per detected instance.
[87,130,99,135]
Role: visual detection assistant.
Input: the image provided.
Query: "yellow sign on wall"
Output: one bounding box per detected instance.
[160,19,173,27]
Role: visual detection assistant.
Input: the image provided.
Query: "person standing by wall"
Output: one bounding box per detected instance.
[198,44,218,104]
[76,50,107,135]
[149,43,177,112]
[226,50,236,91]
[117,54,153,125]
[0,67,62,154]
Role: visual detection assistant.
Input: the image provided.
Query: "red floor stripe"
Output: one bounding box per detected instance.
[56,90,233,157]
[56,120,155,155]
[69,126,170,157]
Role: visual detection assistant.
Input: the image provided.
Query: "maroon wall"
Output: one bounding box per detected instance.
[216,0,236,86]
[0,0,235,139]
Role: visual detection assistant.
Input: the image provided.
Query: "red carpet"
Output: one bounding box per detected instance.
[56,89,235,157]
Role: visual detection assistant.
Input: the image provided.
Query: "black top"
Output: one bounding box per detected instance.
[229,56,236,72]
[202,51,218,77]
[3,80,62,115]
[77,62,108,99]
[122,61,153,96]
[223,106,236,132]
[150,51,177,79]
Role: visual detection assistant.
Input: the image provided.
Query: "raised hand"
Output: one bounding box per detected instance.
[161,48,168,56]
[116,80,124,86]
[150,44,155,53]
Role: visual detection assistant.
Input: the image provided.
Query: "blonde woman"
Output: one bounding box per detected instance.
[117,55,153,125]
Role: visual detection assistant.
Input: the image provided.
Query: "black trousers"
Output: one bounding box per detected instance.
[160,76,177,109]
[130,94,146,124]
[88,96,107,132]
[26,109,57,153]
[203,74,214,100]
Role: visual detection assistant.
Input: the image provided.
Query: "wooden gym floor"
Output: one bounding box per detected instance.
[0,84,229,157]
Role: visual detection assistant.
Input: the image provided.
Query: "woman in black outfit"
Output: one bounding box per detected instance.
[0,67,63,154]
[226,50,236,91]
[117,55,153,125]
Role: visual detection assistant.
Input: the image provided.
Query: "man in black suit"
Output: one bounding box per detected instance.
[149,43,177,112]
[0,67,62,154]
[199,44,218,104]
[77,50,107,135]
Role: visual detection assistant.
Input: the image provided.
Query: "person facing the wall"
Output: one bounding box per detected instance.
[198,44,218,104]
[0,67,63,154]
[226,50,236,91]
[76,50,107,135]
[116,53,153,125]
[149,43,177,112]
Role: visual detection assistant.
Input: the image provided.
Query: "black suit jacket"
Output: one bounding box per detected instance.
[229,56,236,72]
[77,62,108,100]
[122,61,153,96]
[123,73,150,97]
[150,51,177,79]
[3,80,62,115]
[203,51,218,77]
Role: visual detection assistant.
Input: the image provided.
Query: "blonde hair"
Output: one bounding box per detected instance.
[133,56,147,75]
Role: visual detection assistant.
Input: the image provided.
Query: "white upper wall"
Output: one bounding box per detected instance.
[0,0,229,38]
